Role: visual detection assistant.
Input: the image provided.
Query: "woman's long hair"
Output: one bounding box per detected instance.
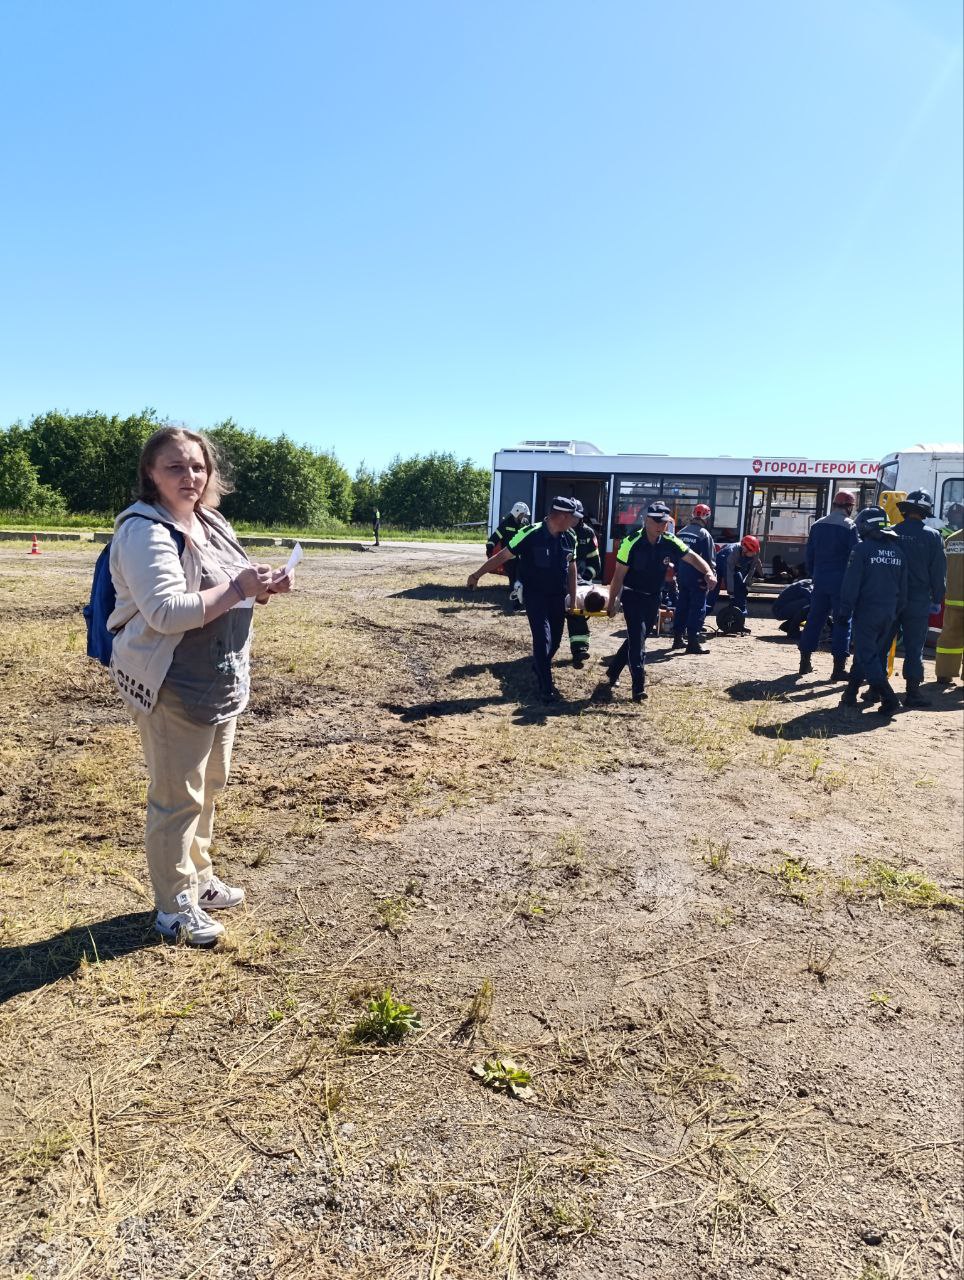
[136,426,232,509]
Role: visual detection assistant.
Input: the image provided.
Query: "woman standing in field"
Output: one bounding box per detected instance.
[108,426,292,946]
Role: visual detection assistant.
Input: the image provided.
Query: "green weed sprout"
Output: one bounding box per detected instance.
[350,990,421,1045]
[471,1056,535,1101]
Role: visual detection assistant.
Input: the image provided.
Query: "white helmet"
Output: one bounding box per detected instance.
[510,502,531,520]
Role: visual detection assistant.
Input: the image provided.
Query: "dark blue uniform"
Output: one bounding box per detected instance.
[891,519,947,683]
[840,534,906,686]
[507,521,574,697]
[724,545,759,618]
[706,545,731,609]
[672,522,715,642]
[487,513,527,594]
[772,579,813,636]
[799,510,859,659]
[609,530,688,692]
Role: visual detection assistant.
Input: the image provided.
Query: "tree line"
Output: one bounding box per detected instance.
[0,410,490,529]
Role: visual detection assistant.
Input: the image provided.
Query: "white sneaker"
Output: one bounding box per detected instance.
[155,895,225,946]
[197,874,245,911]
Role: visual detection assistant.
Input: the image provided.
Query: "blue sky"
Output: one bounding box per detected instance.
[1,0,960,474]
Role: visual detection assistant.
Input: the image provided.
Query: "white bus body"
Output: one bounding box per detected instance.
[490,441,881,579]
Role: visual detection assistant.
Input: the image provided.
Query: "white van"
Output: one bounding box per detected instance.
[876,444,964,531]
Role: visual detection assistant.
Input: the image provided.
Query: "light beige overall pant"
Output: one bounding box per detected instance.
[135,686,238,913]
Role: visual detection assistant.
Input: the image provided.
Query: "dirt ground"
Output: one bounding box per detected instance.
[1,539,962,1280]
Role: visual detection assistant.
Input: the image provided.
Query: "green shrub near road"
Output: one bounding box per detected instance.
[0,412,489,532]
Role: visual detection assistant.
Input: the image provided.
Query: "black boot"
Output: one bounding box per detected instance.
[798,652,813,676]
[830,655,849,681]
[572,649,587,669]
[631,676,647,703]
[840,676,861,707]
[860,685,881,706]
[903,680,929,707]
[670,636,685,651]
[685,640,709,655]
[872,680,901,717]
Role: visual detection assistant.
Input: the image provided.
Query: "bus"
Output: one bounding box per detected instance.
[875,444,964,532]
[490,441,881,580]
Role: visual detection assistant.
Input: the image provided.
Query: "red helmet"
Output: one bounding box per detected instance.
[693,503,712,520]
[833,489,857,507]
[741,534,760,555]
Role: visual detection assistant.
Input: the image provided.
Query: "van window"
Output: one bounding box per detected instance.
[877,462,898,495]
[940,478,964,530]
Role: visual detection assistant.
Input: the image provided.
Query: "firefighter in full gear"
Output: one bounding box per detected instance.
[838,507,906,717]
[486,501,531,605]
[935,524,964,684]
[565,500,602,668]
[671,503,715,654]
[798,489,859,679]
[890,489,947,706]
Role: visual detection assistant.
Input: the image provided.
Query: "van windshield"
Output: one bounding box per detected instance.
[875,461,899,501]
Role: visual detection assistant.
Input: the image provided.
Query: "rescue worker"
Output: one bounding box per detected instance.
[565,499,602,668]
[468,496,579,702]
[890,489,947,706]
[485,501,531,605]
[772,578,813,639]
[798,490,859,679]
[936,524,964,684]
[724,534,762,632]
[372,507,381,547]
[671,503,715,654]
[605,502,716,702]
[838,507,906,717]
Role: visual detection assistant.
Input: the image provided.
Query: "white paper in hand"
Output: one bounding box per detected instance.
[284,542,304,575]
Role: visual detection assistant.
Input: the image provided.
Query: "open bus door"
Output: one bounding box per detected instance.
[746,483,827,576]
[534,474,609,538]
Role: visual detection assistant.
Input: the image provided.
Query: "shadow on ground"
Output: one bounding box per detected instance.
[0,912,158,1004]
[385,656,602,725]
[390,583,513,609]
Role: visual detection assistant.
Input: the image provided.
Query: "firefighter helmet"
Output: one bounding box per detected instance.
[693,503,712,520]
[510,502,531,521]
[897,489,934,517]
[855,506,889,537]
[740,534,760,555]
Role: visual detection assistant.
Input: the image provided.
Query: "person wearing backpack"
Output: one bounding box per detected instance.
[107,426,292,946]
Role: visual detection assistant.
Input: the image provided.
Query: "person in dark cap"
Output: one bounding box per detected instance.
[468,496,580,702]
[605,502,716,702]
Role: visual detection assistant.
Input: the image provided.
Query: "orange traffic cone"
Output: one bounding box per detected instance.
[29,534,41,556]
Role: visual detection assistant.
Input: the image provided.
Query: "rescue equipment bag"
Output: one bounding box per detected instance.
[83,518,185,666]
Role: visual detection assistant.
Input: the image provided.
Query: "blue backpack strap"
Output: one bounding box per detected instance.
[83,516,186,666]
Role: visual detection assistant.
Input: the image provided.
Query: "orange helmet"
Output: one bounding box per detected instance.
[693,503,712,520]
[833,489,857,508]
[740,534,760,555]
